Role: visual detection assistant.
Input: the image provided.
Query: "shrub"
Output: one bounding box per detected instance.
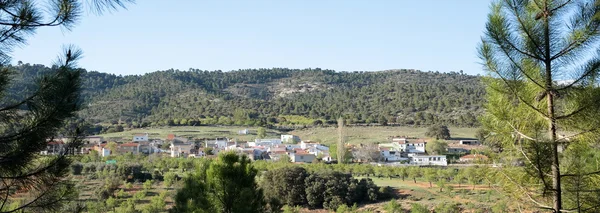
[70,163,83,175]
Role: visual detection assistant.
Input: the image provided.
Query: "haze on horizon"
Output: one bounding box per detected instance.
[11,1,491,76]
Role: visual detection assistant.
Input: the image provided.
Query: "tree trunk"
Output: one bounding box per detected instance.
[429,182,432,188]
[543,6,561,212]
[413,178,416,183]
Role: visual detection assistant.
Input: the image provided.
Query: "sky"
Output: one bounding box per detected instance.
[11,1,492,76]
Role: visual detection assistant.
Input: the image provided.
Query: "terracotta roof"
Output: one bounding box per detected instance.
[167,134,175,140]
[47,140,64,145]
[379,147,390,151]
[120,142,139,147]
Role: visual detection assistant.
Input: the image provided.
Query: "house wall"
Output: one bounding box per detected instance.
[410,155,447,166]
[291,154,315,163]
[133,134,148,142]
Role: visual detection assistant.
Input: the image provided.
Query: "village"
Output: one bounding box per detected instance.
[42,129,489,166]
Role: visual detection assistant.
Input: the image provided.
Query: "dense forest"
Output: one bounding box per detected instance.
[6,63,484,131]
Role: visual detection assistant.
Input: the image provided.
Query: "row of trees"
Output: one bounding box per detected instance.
[260,166,393,211]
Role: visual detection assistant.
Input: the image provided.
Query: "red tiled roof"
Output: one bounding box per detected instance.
[47,140,64,145]
[167,134,175,140]
[120,142,139,147]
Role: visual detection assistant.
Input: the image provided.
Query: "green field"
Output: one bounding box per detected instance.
[291,126,477,145]
[97,126,477,145]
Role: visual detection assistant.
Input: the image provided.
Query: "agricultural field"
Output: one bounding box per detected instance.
[96,126,478,145]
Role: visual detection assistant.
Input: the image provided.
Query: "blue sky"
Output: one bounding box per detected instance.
[12,1,492,76]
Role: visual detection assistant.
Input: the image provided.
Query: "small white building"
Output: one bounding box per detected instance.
[205,138,229,149]
[289,152,316,163]
[100,148,111,157]
[380,149,407,162]
[281,135,300,143]
[410,155,448,166]
[133,133,149,142]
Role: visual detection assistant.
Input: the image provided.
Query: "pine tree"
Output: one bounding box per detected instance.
[0,1,131,212]
[479,0,600,212]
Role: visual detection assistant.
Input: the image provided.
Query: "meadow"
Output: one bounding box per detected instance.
[97,125,478,145]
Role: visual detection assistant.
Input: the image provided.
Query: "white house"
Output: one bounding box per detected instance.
[170,142,195,158]
[380,149,407,162]
[281,135,300,143]
[100,147,111,157]
[403,142,426,153]
[205,138,229,149]
[289,152,316,163]
[133,133,149,142]
[410,155,447,166]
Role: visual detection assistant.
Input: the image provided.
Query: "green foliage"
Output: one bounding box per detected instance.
[261,166,309,207]
[71,163,84,175]
[142,192,168,213]
[383,199,402,213]
[425,140,448,155]
[163,172,177,187]
[173,152,264,213]
[434,202,460,213]
[143,179,153,192]
[425,124,451,140]
[12,65,485,130]
[281,205,302,213]
[479,0,600,211]
[257,127,267,139]
[410,203,429,213]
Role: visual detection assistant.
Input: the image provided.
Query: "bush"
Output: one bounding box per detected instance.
[411,203,430,213]
[378,186,395,200]
[383,199,402,213]
[435,202,460,213]
[70,163,83,175]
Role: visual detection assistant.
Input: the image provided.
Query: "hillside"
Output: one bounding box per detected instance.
[5,64,484,129]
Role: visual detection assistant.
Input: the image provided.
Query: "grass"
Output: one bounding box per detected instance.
[97,125,477,145]
[291,126,477,145]
[97,126,284,142]
[365,177,522,212]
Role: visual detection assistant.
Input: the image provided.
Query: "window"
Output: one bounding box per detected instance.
[300,156,304,160]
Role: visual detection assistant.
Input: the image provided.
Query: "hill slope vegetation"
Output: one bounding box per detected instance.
[6,64,484,129]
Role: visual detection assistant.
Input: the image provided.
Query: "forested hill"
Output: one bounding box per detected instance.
[7,64,484,128]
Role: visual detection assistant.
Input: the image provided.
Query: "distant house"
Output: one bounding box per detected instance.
[380,149,407,162]
[410,155,448,166]
[238,129,249,135]
[170,142,196,158]
[133,133,149,142]
[119,142,141,154]
[459,140,481,146]
[84,136,103,145]
[446,147,470,154]
[281,135,300,143]
[289,151,316,163]
[459,154,489,163]
[42,140,65,155]
[205,138,229,149]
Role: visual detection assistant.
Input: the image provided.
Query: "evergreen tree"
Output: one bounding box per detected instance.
[0,1,131,212]
[479,0,600,211]
[173,152,264,213]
